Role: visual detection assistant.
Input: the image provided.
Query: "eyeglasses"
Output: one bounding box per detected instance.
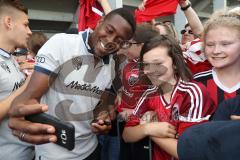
[120,41,142,49]
[180,29,193,35]
[102,40,142,51]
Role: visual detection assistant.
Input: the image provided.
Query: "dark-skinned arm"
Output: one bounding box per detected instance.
[8,71,57,144]
[91,89,116,134]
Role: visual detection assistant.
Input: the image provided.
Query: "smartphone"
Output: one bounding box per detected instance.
[25,113,75,150]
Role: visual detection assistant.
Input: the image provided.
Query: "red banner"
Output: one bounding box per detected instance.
[78,0,103,31]
[135,0,179,23]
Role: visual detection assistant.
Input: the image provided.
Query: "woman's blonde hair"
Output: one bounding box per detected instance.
[203,8,240,43]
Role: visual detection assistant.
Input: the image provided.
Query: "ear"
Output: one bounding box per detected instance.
[3,16,13,30]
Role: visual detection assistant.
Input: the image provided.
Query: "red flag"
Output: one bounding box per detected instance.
[135,0,179,23]
[78,0,104,31]
[183,38,212,74]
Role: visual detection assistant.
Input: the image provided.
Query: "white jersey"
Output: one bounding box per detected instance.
[0,49,34,160]
[34,29,115,160]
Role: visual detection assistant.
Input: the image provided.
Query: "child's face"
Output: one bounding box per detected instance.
[205,26,240,70]
[143,46,176,86]
[126,42,143,60]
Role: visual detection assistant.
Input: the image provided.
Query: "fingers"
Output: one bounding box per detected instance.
[168,123,176,130]
[138,1,145,11]
[230,115,240,120]
[9,118,57,144]
[12,129,57,144]
[167,128,177,138]
[8,103,48,117]
[91,119,112,134]
[8,101,56,144]
[150,122,177,138]
[138,5,145,11]
[168,127,177,135]
[9,118,55,134]
[164,123,177,138]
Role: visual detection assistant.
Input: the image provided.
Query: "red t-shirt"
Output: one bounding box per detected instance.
[194,69,240,106]
[117,60,152,112]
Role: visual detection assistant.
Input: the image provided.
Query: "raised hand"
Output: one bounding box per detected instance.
[138,0,147,11]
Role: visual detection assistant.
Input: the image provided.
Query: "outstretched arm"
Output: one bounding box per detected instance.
[8,71,57,144]
[179,0,203,36]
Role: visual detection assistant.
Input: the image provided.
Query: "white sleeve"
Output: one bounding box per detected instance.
[34,33,65,75]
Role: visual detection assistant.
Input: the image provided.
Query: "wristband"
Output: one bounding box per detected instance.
[181,2,191,11]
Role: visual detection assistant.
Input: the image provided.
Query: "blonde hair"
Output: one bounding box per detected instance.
[203,9,240,43]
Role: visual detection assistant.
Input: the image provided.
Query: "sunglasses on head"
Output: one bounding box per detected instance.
[181,29,193,35]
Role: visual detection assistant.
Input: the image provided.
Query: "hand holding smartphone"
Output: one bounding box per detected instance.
[25,113,75,150]
[92,110,111,126]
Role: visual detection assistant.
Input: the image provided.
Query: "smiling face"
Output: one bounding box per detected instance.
[143,46,176,86]
[181,25,194,45]
[89,14,133,58]
[204,26,240,70]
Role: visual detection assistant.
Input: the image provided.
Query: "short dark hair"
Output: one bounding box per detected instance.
[133,23,158,43]
[104,8,136,35]
[0,0,28,14]
[140,35,192,81]
[28,32,48,56]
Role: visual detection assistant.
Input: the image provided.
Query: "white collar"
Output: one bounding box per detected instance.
[212,69,240,93]
[0,48,10,58]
